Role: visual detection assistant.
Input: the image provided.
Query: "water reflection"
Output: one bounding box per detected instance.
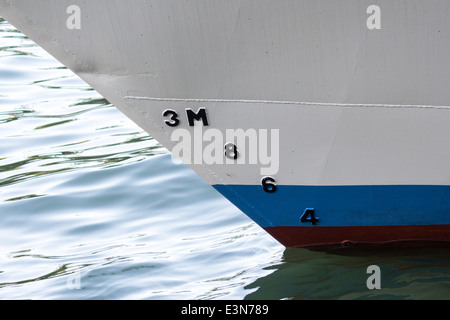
[0,18,165,203]
[0,109,34,124]
[245,246,450,300]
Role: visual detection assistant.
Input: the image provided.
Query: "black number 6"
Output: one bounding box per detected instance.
[261,176,277,193]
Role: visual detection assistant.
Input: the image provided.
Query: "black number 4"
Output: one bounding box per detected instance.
[300,208,319,225]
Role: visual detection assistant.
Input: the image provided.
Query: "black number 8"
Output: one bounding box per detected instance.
[224,143,238,160]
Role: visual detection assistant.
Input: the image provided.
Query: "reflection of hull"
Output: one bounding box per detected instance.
[1,0,449,247]
[245,246,450,300]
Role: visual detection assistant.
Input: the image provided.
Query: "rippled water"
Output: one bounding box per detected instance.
[1,17,449,300]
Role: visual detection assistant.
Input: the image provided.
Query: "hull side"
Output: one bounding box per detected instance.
[1,0,449,247]
[214,184,450,247]
[264,225,450,248]
[213,185,450,227]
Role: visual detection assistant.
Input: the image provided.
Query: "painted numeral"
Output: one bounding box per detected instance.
[261,176,277,193]
[300,208,319,225]
[224,142,238,160]
[164,108,209,127]
[163,109,180,127]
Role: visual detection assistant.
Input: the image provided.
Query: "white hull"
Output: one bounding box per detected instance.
[122,97,450,187]
[1,0,449,246]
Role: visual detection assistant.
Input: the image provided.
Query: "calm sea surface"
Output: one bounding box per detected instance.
[0,17,449,300]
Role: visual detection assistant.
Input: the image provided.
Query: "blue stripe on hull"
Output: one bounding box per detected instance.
[212,185,450,228]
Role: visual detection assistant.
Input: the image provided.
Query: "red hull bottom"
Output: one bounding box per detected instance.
[264,225,450,248]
